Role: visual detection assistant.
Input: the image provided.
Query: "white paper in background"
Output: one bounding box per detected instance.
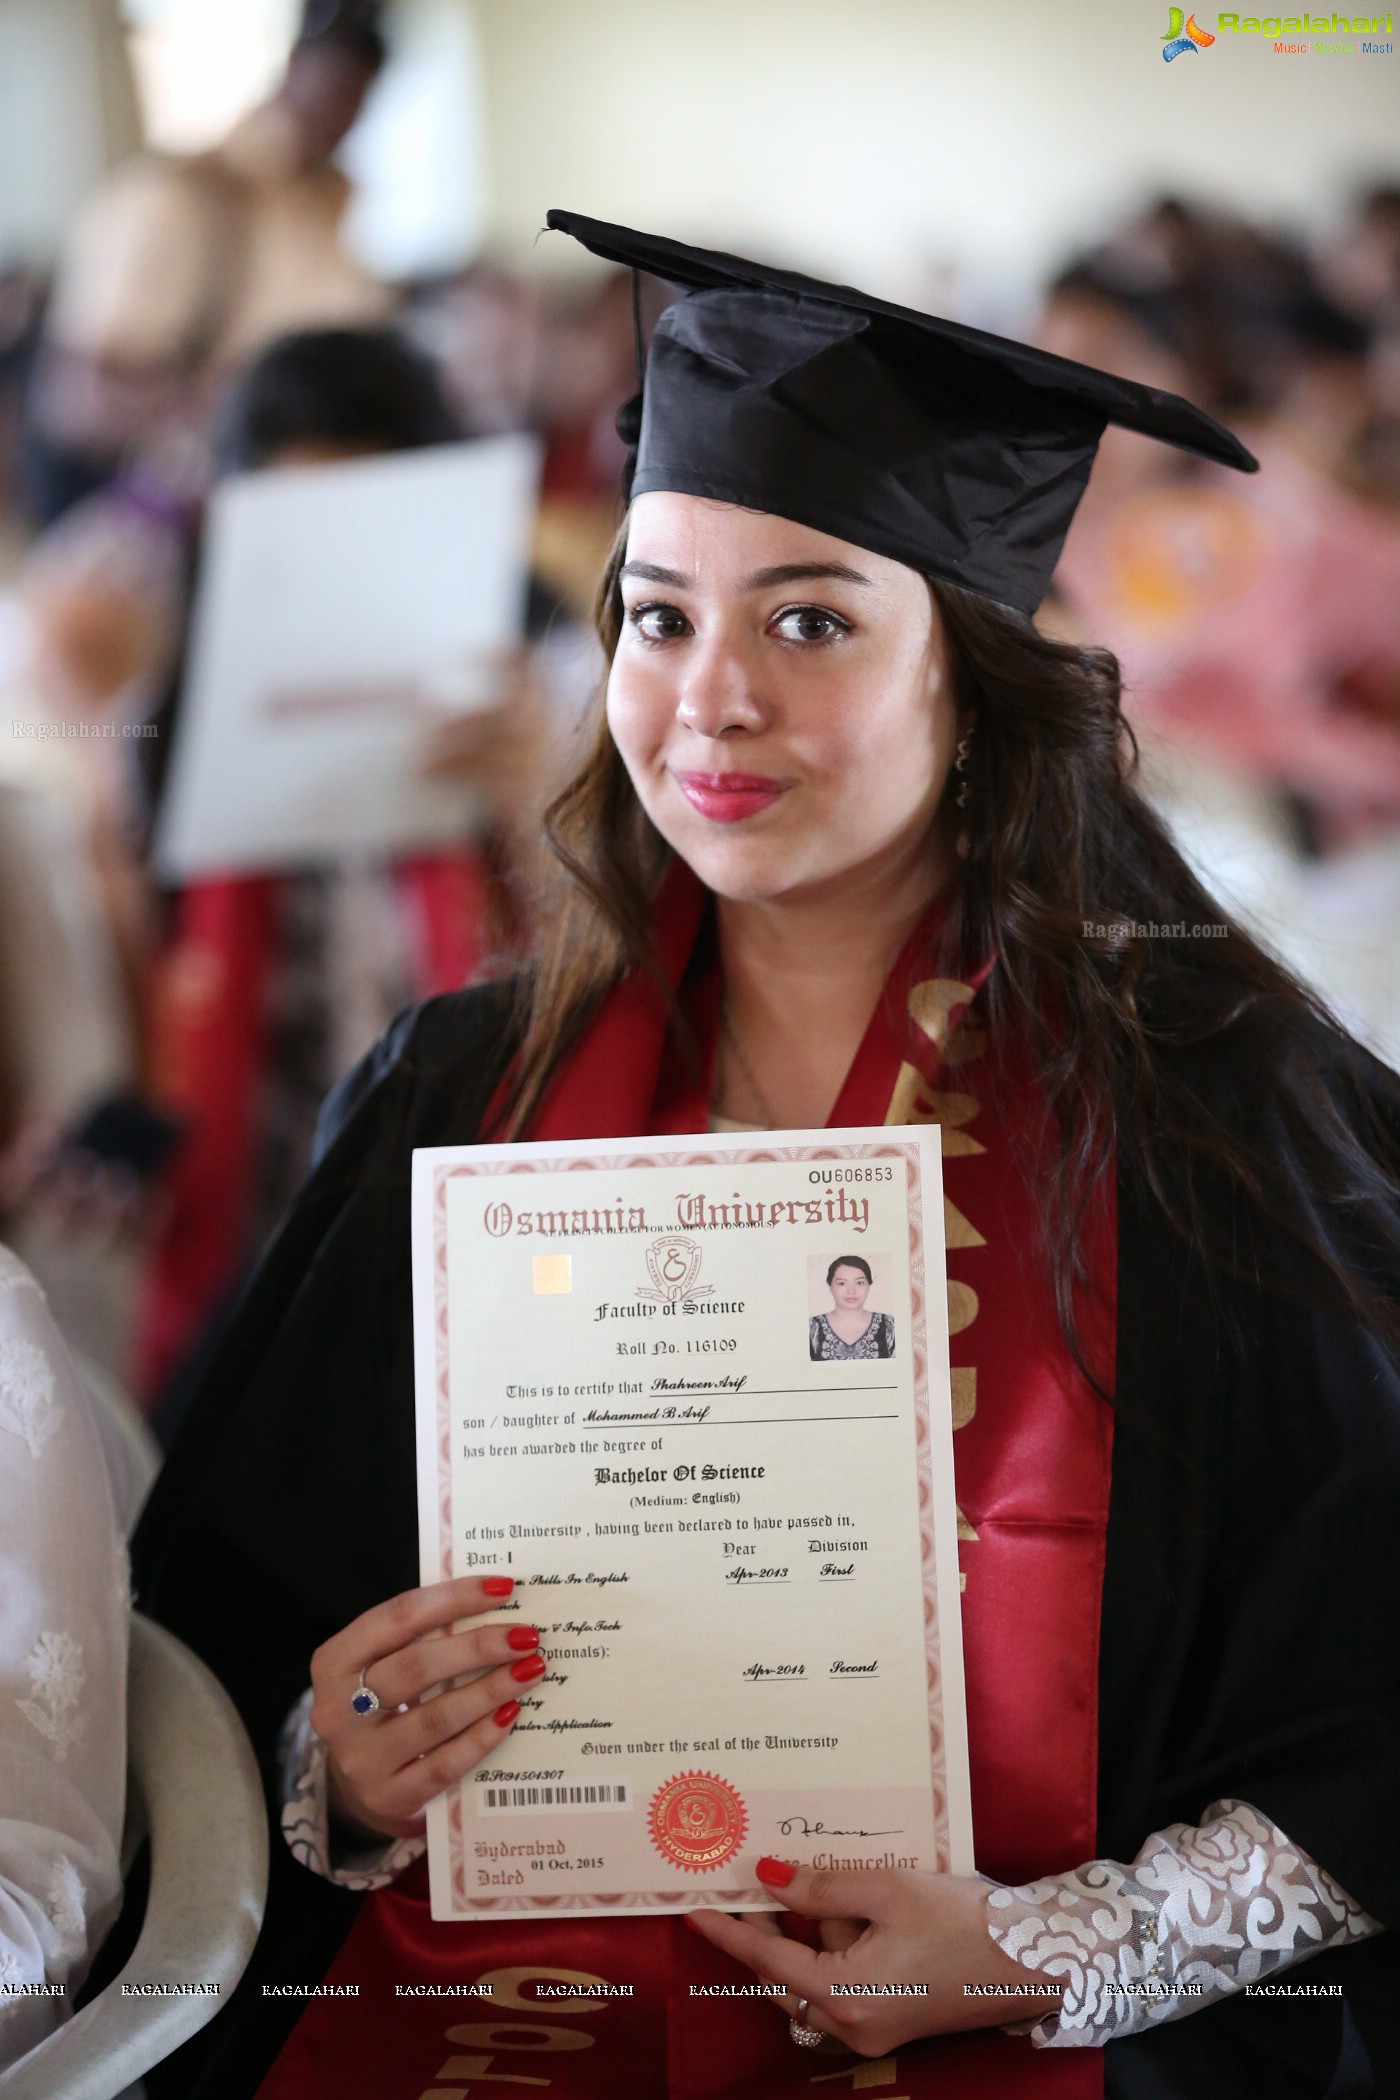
[155,434,543,879]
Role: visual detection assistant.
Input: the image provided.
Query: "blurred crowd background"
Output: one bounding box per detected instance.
[0,0,1397,1429]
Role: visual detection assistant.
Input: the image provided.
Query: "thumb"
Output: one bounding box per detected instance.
[754,1854,896,1923]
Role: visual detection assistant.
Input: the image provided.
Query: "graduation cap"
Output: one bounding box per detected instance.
[546,209,1257,615]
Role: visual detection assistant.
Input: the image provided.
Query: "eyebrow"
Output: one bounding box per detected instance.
[618,559,874,590]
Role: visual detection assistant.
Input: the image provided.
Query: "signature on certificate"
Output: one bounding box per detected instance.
[777,1816,903,1839]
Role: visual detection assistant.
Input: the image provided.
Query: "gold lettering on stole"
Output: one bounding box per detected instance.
[441,2027,592,2054]
[891,982,988,1590]
[472,1969,610,2012]
[945,1282,979,1334]
[906,980,974,1047]
[427,2064,548,2088]
[943,1196,985,1249]
[929,1091,986,1155]
[811,2056,904,2087]
[883,1065,985,1154]
[428,1968,612,2092]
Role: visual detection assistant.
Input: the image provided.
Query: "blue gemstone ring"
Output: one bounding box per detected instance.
[350,1670,381,1717]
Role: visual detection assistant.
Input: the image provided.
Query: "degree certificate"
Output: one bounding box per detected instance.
[411,1126,972,1920]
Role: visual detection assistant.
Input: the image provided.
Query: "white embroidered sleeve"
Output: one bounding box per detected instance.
[278,1689,425,1891]
[985,1798,1380,2047]
[0,1246,127,2071]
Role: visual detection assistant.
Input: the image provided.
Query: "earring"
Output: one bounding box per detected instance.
[953,729,973,859]
[954,733,973,810]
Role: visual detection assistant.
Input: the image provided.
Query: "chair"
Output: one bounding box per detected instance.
[0,1616,269,2100]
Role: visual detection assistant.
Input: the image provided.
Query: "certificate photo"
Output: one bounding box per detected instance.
[808,1252,896,1361]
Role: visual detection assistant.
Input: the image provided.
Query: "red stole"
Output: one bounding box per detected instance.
[133,851,500,1406]
[256,869,1114,2099]
[135,875,279,1405]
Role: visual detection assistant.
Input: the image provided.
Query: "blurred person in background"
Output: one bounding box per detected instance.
[0,1244,132,2073]
[1313,184,1400,508]
[24,0,392,527]
[532,265,659,610]
[407,263,545,443]
[1042,205,1400,1069]
[0,271,46,564]
[0,483,189,1378]
[1321,182,1400,337]
[409,260,642,620]
[532,266,639,504]
[13,484,187,997]
[135,325,571,1420]
[1044,228,1400,852]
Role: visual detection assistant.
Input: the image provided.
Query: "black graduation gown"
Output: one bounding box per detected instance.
[128,981,1400,2100]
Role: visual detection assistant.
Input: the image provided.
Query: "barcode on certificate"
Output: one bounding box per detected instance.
[478,1779,631,1814]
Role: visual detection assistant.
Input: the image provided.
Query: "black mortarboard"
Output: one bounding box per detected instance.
[546,209,1257,615]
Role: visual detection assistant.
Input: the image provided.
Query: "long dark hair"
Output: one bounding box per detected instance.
[499,521,1400,1379]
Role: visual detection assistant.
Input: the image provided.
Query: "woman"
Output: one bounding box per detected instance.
[135,327,563,1412]
[810,1255,894,1360]
[1041,262,1400,852]
[131,214,1400,2099]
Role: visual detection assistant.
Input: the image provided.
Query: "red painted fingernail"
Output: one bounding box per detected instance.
[483,1576,515,1597]
[510,1652,547,1683]
[506,1625,541,1651]
[493,1700,521,1727]
[755,1856,796,1887]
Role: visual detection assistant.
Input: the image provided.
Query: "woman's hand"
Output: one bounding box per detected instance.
[686,1858,1062,2057]
[0,1115,160,1244]
[415,649,552,837]
[309,1574,544,1842]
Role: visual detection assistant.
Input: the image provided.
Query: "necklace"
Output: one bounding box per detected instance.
[717,999,780,1130]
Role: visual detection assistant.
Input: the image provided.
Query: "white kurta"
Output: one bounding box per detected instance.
[0,1245,130,2068]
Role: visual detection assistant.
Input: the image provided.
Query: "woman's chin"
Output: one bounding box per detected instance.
[658,827,840,907]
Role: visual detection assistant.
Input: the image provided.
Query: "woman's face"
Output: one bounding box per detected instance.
[829,1265,871,1311]
[607,494,960,909]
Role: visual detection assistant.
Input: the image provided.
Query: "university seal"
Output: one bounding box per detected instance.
[647,1770,747,1872]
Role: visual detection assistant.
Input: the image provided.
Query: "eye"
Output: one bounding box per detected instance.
[626,601,691,644]
[771,604,852,646]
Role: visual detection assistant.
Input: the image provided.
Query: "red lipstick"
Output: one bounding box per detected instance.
[675,771,787,823]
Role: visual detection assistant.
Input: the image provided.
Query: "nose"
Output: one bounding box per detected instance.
[674,629,768,741]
